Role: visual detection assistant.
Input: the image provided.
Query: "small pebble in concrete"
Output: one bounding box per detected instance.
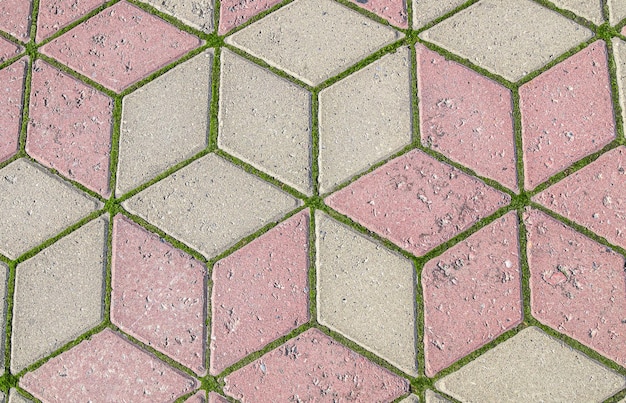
[223,328,409,401]
[0,0,32,41]
[218,0,282,35]
[208,391,229,403]
[609,0,626,25]
[549,0,604,24]
[520,40,615,190]
[613,38,626,135]
[0,36,21,63]
[210,210,310,375]
[20,329,198,402]
[326,149,510,256]
[144,0,214,33]
[412,0,465,29]
[349,0,407,28]
[0,57,26,163]
[36,0,107,42]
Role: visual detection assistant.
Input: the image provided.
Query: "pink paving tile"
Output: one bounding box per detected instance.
[422,211,522,377]
[186,390,206,402]
[525,208,626,366]
[520,40,615,190]
[0,0,32,41]
[208,392,228,403]
[19,329,198,402]
[533,146,626,249]
[36,0,107,42]
[349,0,408,28]
[0,36,21,63]
[416,44,517,192]
[111,215,207,375]
[210,210,310,375]
[325,149,510,256]
[26,59,113,196]
[0,57,27,163]
[223,328,409,401]
[39,1,201,93]
[218,0,282,35]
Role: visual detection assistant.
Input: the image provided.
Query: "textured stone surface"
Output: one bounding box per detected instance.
[210,211,309,375]
[208,391,228,403]
[349,0,407,28]
[436,327,625,402]
[20,329,198,402]
[111,215,207,375]
[8,389,31,403]
[226,0,402,86]
[0,0,32,41]
[416,44,517,191]
[11,216,106,373]
[609,0,626,24]
[27,59,113,197]
[412,0,465,29]
[117,50,212,196]
[422,212,522,376]
[319,47,412,194]
[401,394,420,403]
[550,0,604,24]
[0,36,21,63]
[326,149,510,256]
[36,0,107,42]
[614,38,626,134]
[520,41,615,190]
[185,390,206,402]
[0,57,27,163]
[123,153,300,259]
[0,159,101,260]
[425,390,449,403]
[40,1,201,92]
[223,328,409,401]
[533,146,626,250]
[420,0,593,82]
[218,49,312,195]
[218,0,282,35]
[316,212,417,376]
[144,0,214,33]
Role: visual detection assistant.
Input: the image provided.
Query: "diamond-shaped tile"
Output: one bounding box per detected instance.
[420,0,593,82]
[412,0,465,29]
[210,210,309,375]
[143,0,214,33]
[223,328,409,401]
[0,0,32,41]
[325,150,510,256]
[111,215,207,375]
[11,216,107,373]
[36,0,107,42]
[416,44,517,192]
[435,327,625,402]
[550,0,604,24]
[319,47,412,194]
[349,0,407,28]
[520,40,615,191]
[0,159,101,260]
[0,57,27,164]
[533,146,626,250]
[422,211,522,376]
[117,50,212,196]
[123,153,300,259]
[0,36,21,62]
[39,1,201,92]
[218,0,281,35]
[20,329,198,402]
[226,0,403,86]
[316,211,417,376]
[609,0,626,25]
[218,49,312,195]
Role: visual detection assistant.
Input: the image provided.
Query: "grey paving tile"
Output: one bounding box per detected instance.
[11,216,107,373]
[608,0,626,25]
[226,0,403,86]
[425,390,450,403]
[435,327,626,403]
[318,47,412,194]
[420,0,593,82]
[8,389,31,403]
[412,0,466,29]
[117,50,213,196]
[614,38,626,135]
[123,153,300,259]
[401,394,420,403]
[218,49,312,195]
[550,0,604,24]
[0,159,102,260]
[143,0,214,33]
[316,211,418,376]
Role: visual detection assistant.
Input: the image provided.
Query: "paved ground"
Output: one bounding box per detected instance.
[1,0,626,401]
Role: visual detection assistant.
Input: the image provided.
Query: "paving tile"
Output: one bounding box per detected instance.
[550,0,604,24]
[111,215,207,375]
[520,40,615,191]
[143,0,214,33]
[0,264,8,376]
[208,392,228,403]
[218,0,282,35]
[39,1,201,93]
[185,390,206,402]
[316,211,418,376]
[419,0,593,82]
[210,210,309,375]
[11,216,106,373]
[8,389,31,403]
[226,0,403,86]
[318,47,412,194]
[0,57,27,164]
[0,159,101,260]
[27,59,113,197]
[609,0,626,25]
[0,36,21,63]
[117,50,212,196]
[223,328,409,401]
[0,0,32,41]
[218,49,312,195]
[123,153,300,259]
[614,38,626,134]
[36,0,107,42]
[401,394,420,403]
[325,149,510,256]
[349,0,407,28]
[422,211,522,376]
[425,390,449,403]
[533,146,626,250]
[20,329,198,402]
[525,208,626,366]
[435,326,626,402]
[416,44,517,192]
[412,0,465,29]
